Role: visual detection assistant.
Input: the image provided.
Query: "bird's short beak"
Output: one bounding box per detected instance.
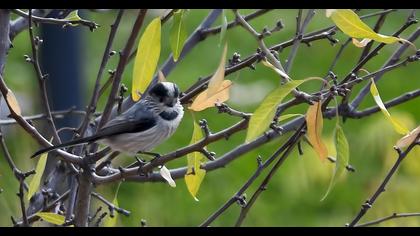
[166,100,176,107]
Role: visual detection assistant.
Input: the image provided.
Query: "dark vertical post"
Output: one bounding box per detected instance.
[38,10,86,222]
[40,12,84,138]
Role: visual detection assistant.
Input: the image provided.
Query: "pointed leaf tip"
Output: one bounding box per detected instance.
[369,78,409,135]
[321,124,349,201]
[328,9,404,45]
[160,165,176,187]
[184,116,207,200]
[170,10,187,62]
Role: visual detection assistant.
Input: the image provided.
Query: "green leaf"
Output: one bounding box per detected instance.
[132,17,161,101]
[27,147,49,200]
[219,9,228,46]
[278,114,303,123]
[184,114,206,201]
[305,101,329,160]
[64,10,82,26]
[245,78,320,143]
[103,183,121,227]
[327,9,403,45]
[370,78,409,135]
[170,10,187,62]
[321,123,349,201]
[35,212,65,225]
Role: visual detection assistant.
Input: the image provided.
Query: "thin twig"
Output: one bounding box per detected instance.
[356,212,420,227]
[28,9,62,144]
[0,129,28,190]
[284,9,315,73]
[234,125,305,226]
[0,108,88,125]
[345,89,420,119]
[347,134,420,227]
[14,190,70,226]
[77,10,124,140]
[357,11,389,63]
[12,9,99,31]
[350,27,420,110]
[0,74,83,164]
[201,9,273,36]
[200,124,305,227]
[97,9,147,129]
[91,192,130,216]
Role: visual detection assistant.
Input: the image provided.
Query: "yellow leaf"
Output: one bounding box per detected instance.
[395,126,420,149]
[207,43,228,96]
[184,115,206,201]
[64,10,81,21]
[306,101,328,160]
[132,17,161,101]
[64,10,81,26]
[27,151,49,200]
[245,78,321,143]
[35,212,65,225]
[6,89,22,116]
[328,9,402,45]
[188,80,232,112]
[370,78,409,135]
[185,168,205,202]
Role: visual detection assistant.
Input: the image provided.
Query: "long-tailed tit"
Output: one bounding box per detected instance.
[32,82,184,158]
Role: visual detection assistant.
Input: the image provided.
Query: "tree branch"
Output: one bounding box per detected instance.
[28,9,62,144]
[12,9,99,31]
[200,123,305,227]
[76,9,124,140]
[355,212,420,227]
[347,134,420,227]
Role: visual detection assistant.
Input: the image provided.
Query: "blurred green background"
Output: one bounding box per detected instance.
[0,9,419,226]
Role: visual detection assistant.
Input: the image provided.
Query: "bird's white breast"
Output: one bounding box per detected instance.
[101,103,184,155]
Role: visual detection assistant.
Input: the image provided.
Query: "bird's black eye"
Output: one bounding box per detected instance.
[159,97,164,103]
[150,83,169,98]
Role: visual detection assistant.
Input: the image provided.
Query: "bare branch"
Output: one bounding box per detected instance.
[12,9,99,31]
[356,212,420,227]
[347,134,420,227]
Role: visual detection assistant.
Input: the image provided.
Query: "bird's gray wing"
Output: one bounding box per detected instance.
[96,103,157,138]
[31,102,158,157]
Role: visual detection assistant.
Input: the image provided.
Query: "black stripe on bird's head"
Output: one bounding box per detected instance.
[149,82,180,108]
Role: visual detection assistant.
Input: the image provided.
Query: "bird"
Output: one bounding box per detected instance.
[31,81,184,158]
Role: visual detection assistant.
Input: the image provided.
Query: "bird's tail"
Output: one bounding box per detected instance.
[31,135,102,158]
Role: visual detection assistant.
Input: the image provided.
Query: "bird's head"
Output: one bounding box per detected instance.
[148,82,181,108]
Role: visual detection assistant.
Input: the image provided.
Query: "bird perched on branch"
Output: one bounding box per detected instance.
[31,82,184,158]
